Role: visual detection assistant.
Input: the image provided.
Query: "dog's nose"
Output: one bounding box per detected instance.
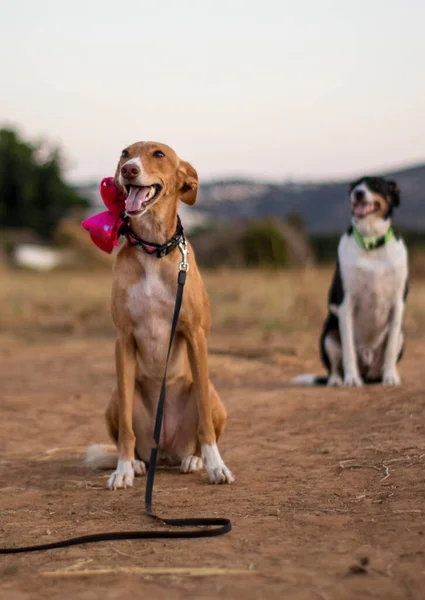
[355,190,365,201]
[121,163,140,180]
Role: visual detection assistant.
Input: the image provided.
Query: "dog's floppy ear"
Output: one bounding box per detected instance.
[388,180,400,207]
[178,160,198,206]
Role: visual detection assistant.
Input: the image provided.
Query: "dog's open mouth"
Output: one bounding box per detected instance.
[125,184,162,214]
[353,201,380,218]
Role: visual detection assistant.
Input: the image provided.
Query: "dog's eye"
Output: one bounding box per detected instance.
[121,150,129,158]
[153,150,165,158]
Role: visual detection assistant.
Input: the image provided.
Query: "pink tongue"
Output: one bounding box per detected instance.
[125,186,150,213]
[356,205,372,216]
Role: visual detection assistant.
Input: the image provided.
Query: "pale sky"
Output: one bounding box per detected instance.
[1,0,424,183]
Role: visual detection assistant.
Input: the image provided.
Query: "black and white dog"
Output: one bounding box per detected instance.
[295,176,408,387]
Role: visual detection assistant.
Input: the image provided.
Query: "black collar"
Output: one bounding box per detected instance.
[119,215,185,258]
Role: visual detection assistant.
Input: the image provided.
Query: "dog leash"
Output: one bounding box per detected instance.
[0,239,231,554]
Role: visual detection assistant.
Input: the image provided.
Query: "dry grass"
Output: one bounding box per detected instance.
[1,264,425,343]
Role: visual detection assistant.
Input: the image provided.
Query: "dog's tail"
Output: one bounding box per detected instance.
[291,374,328,386]
[85,444,118,469]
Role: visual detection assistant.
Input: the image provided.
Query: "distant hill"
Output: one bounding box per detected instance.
[196,164,425,234]
[74,163,425,235]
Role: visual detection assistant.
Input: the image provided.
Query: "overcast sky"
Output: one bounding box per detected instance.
[1,0,424,183]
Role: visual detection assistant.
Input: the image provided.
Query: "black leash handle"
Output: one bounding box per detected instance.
[0,251,231,554]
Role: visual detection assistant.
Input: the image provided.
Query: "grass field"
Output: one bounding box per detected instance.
[2,265,425,340]
[1,266,425,600]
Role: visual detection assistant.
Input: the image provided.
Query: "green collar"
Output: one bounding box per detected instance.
[352,226,394,251]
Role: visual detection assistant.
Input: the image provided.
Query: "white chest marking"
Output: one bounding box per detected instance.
[128,261,170,311]
[337,233,407,355]
[127,259,173,371]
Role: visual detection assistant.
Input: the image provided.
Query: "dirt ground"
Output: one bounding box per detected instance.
[1,269,425,599]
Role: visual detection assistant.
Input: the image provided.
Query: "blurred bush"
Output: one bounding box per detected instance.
[190,218,314,269]
[241,221,288,267]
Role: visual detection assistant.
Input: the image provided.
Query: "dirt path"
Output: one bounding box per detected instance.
[1,331,425,599]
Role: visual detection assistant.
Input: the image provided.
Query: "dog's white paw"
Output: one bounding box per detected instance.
[181,456,203,473]
[208,466,235,485]
[107,459,135,490]
[327,374,343,387]
[344,372,363,387]
[383,369,401,386]
[202,444,234,485]
[132,458,146,476]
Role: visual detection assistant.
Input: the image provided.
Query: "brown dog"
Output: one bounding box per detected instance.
[86,141,234,488]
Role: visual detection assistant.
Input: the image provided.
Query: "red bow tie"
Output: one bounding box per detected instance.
[81,178,126,254]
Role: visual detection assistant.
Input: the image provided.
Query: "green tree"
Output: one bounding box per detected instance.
[0,128,87,239]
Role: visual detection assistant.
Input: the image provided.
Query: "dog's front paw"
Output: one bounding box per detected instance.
[207,465,235,485]
[327,374,343,387]
[344,372,363,387]
[383,369,401,386]
[107,459,135,490]
[181,456,203,473]
[202,444,234,485]
[132,458,146,476]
